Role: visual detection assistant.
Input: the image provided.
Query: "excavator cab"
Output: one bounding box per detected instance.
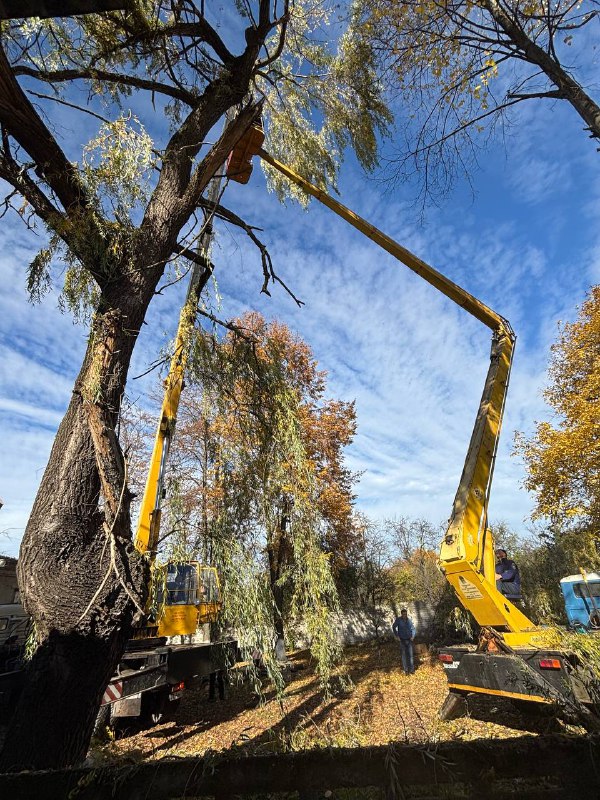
[157,562,221,638]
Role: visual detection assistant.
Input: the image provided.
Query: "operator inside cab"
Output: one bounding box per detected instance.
[495,548,521,600]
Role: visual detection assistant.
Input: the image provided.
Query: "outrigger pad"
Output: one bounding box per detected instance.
[438,691,468,721]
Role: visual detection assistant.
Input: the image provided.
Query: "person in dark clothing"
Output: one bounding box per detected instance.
[495,548,521,600]
[209,670,226,700]
[392,609,416,674]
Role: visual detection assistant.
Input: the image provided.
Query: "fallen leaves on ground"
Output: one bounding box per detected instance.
[96,638,579,764]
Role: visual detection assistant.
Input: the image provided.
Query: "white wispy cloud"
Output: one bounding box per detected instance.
[1,56,600,559]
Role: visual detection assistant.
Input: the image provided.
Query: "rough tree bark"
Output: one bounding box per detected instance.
[0,9,269,769]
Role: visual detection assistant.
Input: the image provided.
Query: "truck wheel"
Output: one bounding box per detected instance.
[438,691,468,721]
[93,703,112,739]
[140,689,168,727]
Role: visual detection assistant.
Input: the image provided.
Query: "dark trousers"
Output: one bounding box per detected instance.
[209,670,225,700]
[399,639,414,674]
[497,580,521,600]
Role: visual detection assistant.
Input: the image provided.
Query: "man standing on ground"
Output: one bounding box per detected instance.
[392,608,416,675]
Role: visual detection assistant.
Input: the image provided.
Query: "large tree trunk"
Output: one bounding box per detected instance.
[484,0,600,141]
[0,277,151,771]
[0,3,267,766]
[0,97,263,771]
[268,526,291,662]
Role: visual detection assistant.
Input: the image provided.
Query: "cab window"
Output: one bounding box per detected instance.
[165,563,198,606]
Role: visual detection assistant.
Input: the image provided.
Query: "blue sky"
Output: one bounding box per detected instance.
[1,28,599,558]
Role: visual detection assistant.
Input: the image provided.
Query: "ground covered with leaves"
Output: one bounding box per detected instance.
[95,638,580,764]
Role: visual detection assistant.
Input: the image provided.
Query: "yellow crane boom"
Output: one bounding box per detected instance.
[133,180,222,637]
[230,134,537,646]
[134,254,212,556]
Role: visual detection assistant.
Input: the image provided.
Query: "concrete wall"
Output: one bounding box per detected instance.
[0,556,19,605]
[293,600,437,649]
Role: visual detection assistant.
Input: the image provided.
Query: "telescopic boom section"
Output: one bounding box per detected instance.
[229,131,536,642]
[134,261,211,558]
[133,282,201,557]
[134,184,219,558]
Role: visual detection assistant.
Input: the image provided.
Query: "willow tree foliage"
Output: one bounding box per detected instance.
[161,312,358,687]
[352,0,600,198]
[517,287,600,537]
[0,2,389,771]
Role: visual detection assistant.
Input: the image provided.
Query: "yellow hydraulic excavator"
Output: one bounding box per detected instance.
[225,123,600,726]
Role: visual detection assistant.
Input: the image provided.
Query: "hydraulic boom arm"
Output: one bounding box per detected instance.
[134,181,219,558]
[133,180,223,638]
[231,137,536,645]
[133,260,210,557]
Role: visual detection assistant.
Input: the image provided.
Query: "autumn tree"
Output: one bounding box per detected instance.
[333,514,398,635]
[517,286,600,553]
[353,0,600,199]
[0,3,389,771]
[385,517,445,605]
[164,312,358,668]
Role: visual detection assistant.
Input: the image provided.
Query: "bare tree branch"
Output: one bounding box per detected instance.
[507,90,565,100]
[13,64,198,105]
[199,197,304,307]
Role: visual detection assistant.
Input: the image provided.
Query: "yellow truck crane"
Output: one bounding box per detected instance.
[227,125,600,727]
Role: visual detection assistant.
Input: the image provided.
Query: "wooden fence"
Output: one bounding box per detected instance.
[1,733,600,799]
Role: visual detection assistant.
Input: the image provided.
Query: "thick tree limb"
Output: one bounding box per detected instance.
[195,306,258,339]
[172,241,213,269]
[482,0,600,140]
[0,45,90,216]
[166,21,236,65]
[182,102,263,209]
[507,90,565,100]
[13,64,198,105]
[0,1,127,19]
[86,14,236,71]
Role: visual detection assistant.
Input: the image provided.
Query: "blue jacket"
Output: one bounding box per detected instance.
[392,616,415,641]
[496,557,521,596]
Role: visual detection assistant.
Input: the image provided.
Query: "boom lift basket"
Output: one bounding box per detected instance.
[226,122,265,184]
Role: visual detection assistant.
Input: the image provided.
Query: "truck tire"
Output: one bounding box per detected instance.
[140,689,169,727]
[438,691,468,721]
[93,703,111,739]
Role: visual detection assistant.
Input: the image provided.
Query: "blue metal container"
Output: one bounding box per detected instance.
[560,573,600,630]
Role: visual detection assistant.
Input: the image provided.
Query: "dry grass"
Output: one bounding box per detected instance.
[95,638,579,765]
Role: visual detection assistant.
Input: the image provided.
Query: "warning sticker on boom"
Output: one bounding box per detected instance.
[458,576,483,600]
